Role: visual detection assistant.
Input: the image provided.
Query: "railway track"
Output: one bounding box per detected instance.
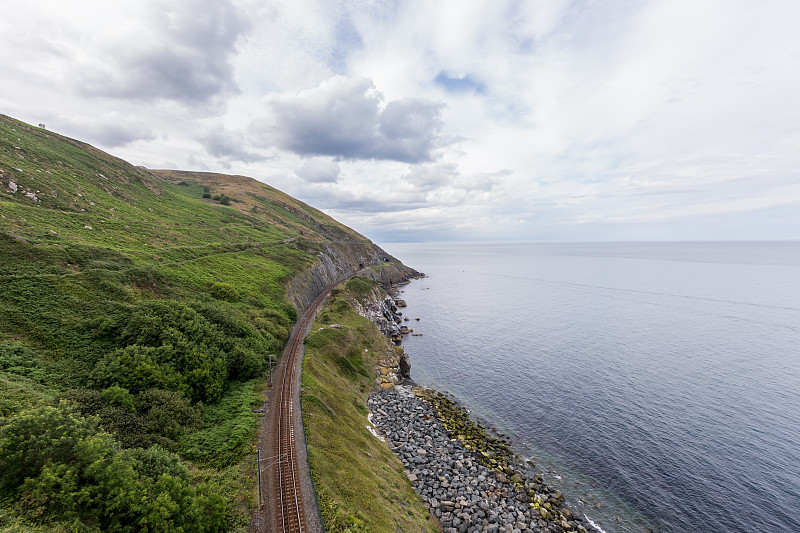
[261,273,355,533]
[276,321,305,533]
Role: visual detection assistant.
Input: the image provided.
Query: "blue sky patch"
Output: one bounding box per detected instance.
[433,72,486,94]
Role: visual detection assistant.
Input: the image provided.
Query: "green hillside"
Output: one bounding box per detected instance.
[0,114,407,532]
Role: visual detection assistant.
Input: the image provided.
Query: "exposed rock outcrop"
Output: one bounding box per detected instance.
[398,351,411,379]
[286,241,418,314]
[347,285,408,342]
[346,283,415,383]
[375,346,408,389]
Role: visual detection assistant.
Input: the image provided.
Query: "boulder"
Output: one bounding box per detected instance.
[399,351,411,378]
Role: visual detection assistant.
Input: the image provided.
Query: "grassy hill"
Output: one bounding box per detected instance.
[0,114,412,532]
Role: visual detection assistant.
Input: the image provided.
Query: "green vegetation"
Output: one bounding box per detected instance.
[0,114,394,531]
[0,403,226,532]
[301,282,437,533]
[346,276,376,295]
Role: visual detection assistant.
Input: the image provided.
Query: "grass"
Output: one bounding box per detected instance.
[301,281,437,533]
[0,114,412,531]
[180,379,264,468]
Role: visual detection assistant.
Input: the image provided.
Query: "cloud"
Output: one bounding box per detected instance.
[61,112,156,148]
[254,76,446,163]
[300,185,428,214]
[402,163,459,192]
[3,1,800,241]
[295,158,341,183]
[74,0,250,103]
[200,128,268,163]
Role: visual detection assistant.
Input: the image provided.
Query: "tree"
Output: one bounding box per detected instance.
[0,404,227,531]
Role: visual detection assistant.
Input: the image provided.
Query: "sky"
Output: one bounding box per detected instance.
[2,0,800,242]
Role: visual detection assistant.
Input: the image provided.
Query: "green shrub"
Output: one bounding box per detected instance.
[226,337,268,380]
[182,349,226,403]
[179,379,261,467]
[63,388,201,450]
[102,385,136,411]
[0,343,54,385]
[107,302,231,402]
[346,277,373,295]
[125,265,166,292]
[121,301,221,349]
[209,282,239,302]
[136,388,202,444]
[93,301,279,402]
[91,345,188,397]
[0,404,226,531]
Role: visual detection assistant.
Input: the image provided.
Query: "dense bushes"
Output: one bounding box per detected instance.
[91,345,190,397]
[62,387,201,450]
[0,343,56,385]
[91,300,281,403]
[210,282,239,302]
[179,379,262,467]
[0,404,226,532]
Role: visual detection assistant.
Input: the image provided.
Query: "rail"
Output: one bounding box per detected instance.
[263,272,357,533]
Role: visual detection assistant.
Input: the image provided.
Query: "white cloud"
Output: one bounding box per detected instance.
[200,126,268,163]
[252,76,446,163]
[295,158,341,183]
[1,0,799,241]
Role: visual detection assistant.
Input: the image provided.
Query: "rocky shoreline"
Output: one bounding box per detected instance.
[352,279,596,533]
[368,385,596,533]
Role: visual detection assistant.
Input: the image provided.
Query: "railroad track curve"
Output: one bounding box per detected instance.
[261,273,356,533]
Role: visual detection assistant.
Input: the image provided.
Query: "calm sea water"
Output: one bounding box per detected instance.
[381,241,800,533]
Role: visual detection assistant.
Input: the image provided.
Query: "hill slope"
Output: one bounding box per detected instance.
[0,114,415,532]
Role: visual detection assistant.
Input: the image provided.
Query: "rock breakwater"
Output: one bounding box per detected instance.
[368,386,595,533]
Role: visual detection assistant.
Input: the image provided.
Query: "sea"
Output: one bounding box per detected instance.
[380,241,800,533]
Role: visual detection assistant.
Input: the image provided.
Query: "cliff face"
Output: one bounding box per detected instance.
[348,285,403,339]
[285,241,419,314]
[345,282,413,382]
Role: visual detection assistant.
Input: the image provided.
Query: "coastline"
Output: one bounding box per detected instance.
[368,383,598,533]
[374,280,620,533]
[311,275,613,532]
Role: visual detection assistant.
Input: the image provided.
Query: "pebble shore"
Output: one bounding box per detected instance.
[368,386,596,533]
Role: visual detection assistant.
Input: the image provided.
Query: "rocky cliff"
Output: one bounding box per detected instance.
[286,240,419,314]
[347,282,413,383]
[349,284,404,339]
